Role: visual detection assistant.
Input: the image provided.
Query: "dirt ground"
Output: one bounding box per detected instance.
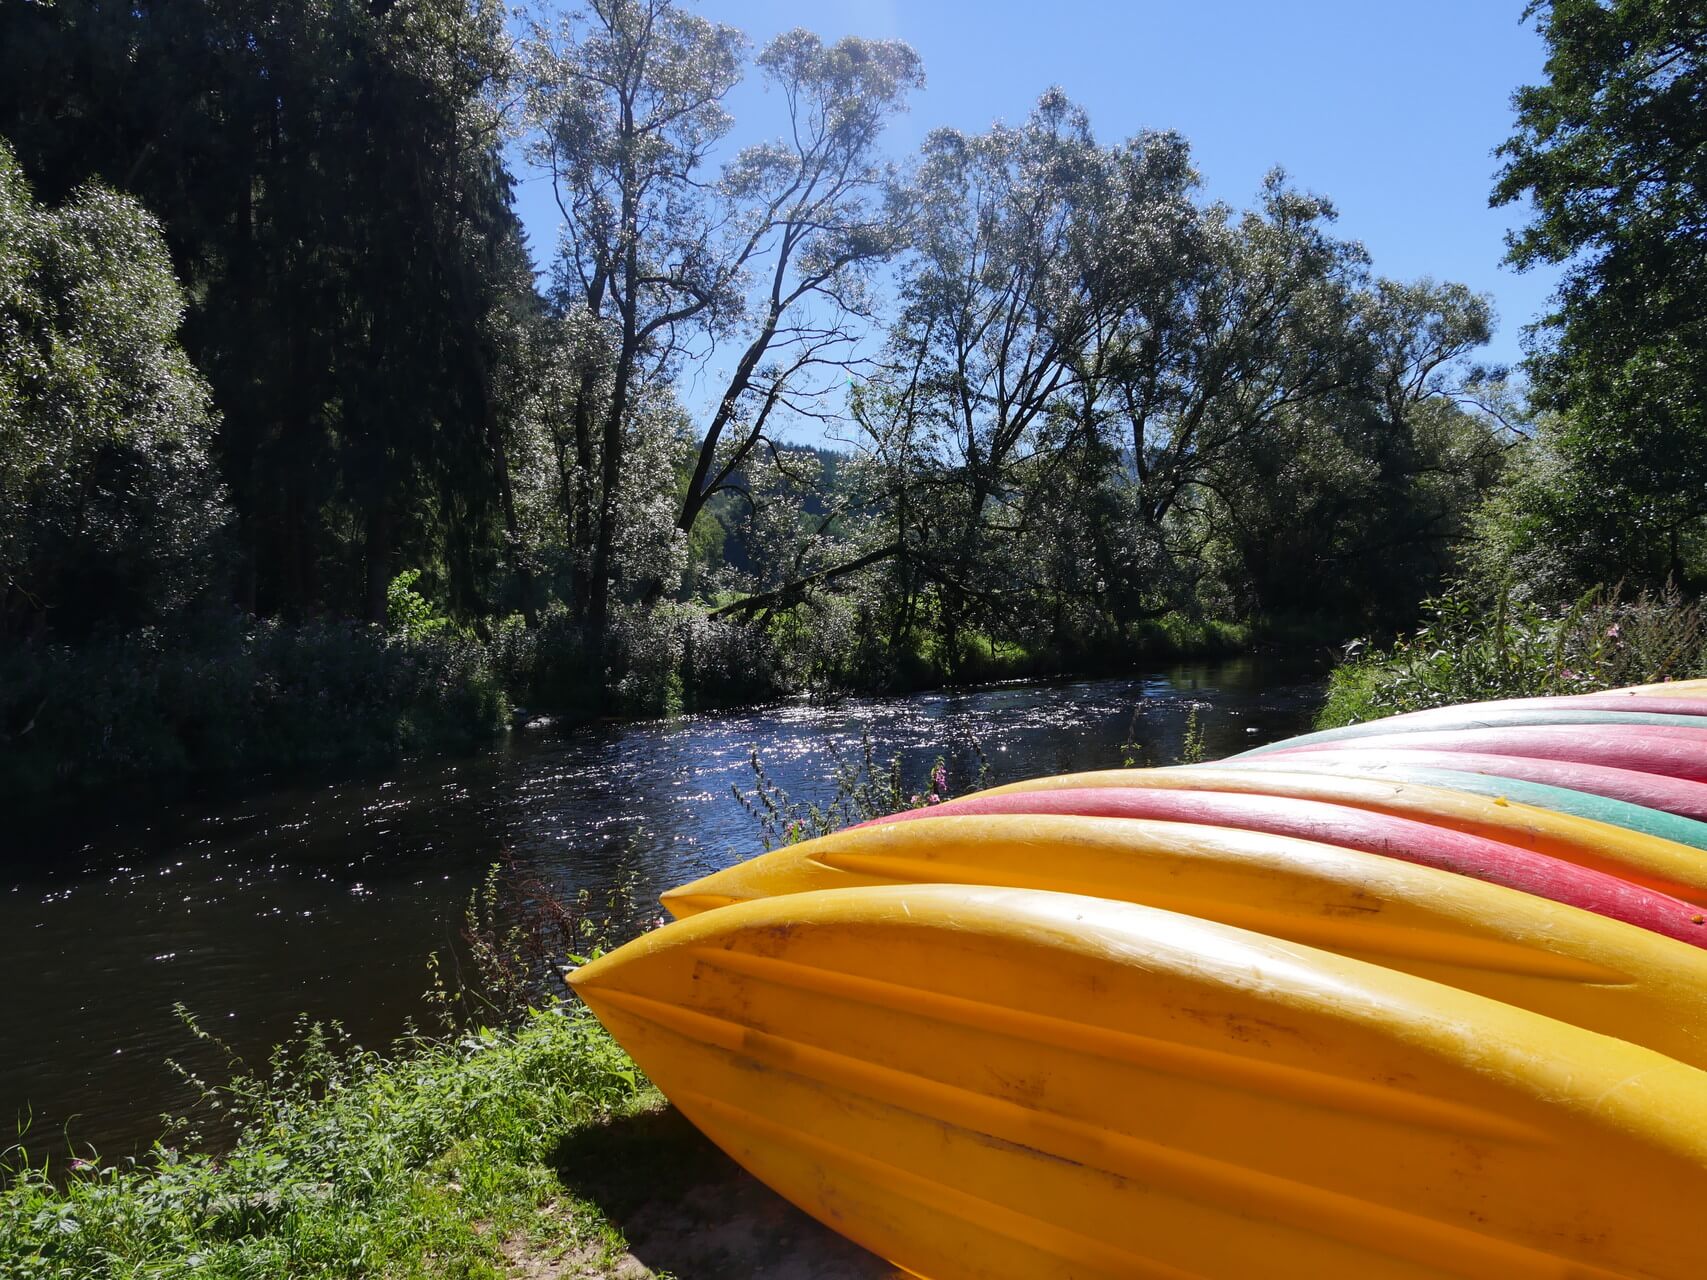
[505,1103,903,1280]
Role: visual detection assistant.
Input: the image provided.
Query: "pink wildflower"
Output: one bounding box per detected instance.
[926,793,941,805]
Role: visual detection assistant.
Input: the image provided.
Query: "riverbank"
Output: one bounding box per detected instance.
[3,662,1326,1171]
[1314,589,1707,729]
[1,603,1283,814]
[0,1007,903,1280]
[0,1011,635,1277]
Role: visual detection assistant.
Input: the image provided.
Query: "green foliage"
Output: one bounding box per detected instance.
[1,0,532,623]
[0,1009,645,1279]
[0,140,228,641]
[1316,587,1707,728]
[384,569,453,637]
[1179,705,1209,765]
[1488,0,1707,591]
[0,619,508,804]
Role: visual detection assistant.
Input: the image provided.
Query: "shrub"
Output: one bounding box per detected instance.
[0,618,508,804]
[1316,586,1707,728]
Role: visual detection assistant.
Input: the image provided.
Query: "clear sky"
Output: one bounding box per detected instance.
[510,0,1561,415]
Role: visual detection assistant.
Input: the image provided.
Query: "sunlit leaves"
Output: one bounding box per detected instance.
[0,143,227,640]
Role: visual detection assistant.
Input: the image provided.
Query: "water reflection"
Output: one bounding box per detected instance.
[2,656,1321,1158]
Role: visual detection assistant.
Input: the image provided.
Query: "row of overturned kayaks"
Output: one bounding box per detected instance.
[567,679,1707,1279]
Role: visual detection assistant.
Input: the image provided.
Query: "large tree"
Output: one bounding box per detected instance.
[0,0,532,621]
[1492,0,1707,588]
[524,4,920,632]
[0,142,227,642]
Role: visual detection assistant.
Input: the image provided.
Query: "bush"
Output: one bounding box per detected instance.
[0,140,230,643]
[0,618,508,803]
[1316,587,1707,729]
[509,603,787,719]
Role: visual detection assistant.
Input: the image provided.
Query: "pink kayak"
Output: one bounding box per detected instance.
[863,787,1707,947]
[1268,724,1707,783]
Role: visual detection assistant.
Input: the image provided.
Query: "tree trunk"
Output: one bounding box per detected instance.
[364,502,392,624]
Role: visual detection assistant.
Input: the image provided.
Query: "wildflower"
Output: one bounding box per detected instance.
[909,793,921,806]
[926,793,941,805]
[1606,623,1621,639]
[932,765,948,793]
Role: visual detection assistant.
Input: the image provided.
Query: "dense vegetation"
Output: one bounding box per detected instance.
[1316,587,1707,728]
[0,1006,652,1279]
[2,0,1704,799]
[0,0,1522,804]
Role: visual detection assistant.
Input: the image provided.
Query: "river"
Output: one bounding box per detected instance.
[4,656,1322,1162]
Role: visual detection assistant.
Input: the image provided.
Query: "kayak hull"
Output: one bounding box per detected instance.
[573,886,1707,1280]
[1223,747,1707,823]
[983,765,1707,903]
[664,814,1707,1066]
[1258,723,1707,782]
[850,785,1707,944]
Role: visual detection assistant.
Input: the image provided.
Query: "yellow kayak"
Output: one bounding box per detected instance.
[983,766,1707,904]
[570,885,1707,1280]
[662,814,1707,1069]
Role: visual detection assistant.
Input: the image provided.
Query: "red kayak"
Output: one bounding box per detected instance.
[864,787,1707,948]
[1235,748,1707,823]
[1269,724,1707,783]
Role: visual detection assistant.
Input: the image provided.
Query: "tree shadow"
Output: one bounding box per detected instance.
[548,1103,901,1279]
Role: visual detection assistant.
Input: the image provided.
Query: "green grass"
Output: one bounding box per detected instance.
[0,1010,651,1279]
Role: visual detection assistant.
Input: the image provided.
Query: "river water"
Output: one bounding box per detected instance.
[4,656,1322,1161]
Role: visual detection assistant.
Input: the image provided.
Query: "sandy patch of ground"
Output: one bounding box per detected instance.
[505,1103,902,1280]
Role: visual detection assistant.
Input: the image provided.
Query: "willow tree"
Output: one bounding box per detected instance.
[0,143,227,642]
[525,4,920,633]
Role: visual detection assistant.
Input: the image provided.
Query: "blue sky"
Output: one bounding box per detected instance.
[511,1,1560,427]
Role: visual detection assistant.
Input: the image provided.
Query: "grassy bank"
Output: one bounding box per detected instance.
[1316,588,1707,729]
[1,1009,659,1279]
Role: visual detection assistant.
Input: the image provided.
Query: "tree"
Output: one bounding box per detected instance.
[666,31,922,580]
[1492,0,1707,588]
[524,0,746,635]
[0,143,228,641]
[0,0,533,622]
[525,6,921,631]
[865,91,1105,667]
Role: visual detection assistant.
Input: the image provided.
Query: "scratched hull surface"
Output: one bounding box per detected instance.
[983,766,1707,904]
[1268,747,1707,821]
[571,886,1707,1280]
[1216,754,1707,849]
[1243,707,1707,755]
[1260,723,1707,782]
[663,814,1707,1067]
[848,787,1707,943]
